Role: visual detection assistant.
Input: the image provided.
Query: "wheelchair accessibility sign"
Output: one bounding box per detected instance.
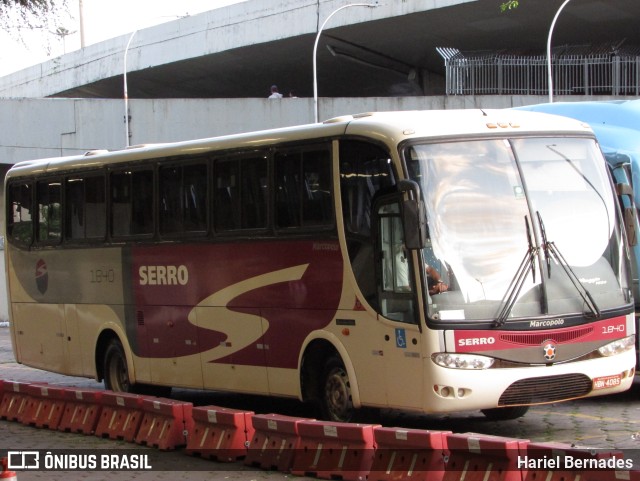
[395,328,406,348]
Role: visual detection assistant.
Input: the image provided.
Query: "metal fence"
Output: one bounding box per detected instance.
[437,47,640,96]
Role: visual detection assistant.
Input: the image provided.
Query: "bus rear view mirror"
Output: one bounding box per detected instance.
[397,179,427,250]
[403,198,428,250]
[615,182,638,247]
[624,206,638,246]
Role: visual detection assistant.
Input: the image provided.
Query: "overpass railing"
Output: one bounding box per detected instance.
[437,48,640,96]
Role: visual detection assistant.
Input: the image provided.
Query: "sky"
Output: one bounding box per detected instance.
[0,0,245,77]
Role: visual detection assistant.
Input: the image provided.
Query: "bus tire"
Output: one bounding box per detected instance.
[320,355,355,422]
[102,339,172,396]
[103,339,132,392]
[481,405,530,421]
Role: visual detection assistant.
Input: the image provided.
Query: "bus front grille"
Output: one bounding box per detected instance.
[498,373,592,406]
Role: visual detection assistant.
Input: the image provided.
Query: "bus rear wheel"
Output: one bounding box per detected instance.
[481,405,530,421]
[320,356,355,422]
[103,339,131,392]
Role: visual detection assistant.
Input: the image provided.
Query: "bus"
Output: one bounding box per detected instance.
[5,109,636,422]
[516,100,640,368]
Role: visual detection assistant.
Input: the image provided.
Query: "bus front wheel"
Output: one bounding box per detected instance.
[103,339,132,392]
[320,355,355,422]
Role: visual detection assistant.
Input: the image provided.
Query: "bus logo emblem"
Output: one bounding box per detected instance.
[542,341,556,361]
[35,259,48,294]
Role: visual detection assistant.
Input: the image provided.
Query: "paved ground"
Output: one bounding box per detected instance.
[1,325,639,480]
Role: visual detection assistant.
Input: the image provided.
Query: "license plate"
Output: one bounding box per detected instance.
[592,374,622,390]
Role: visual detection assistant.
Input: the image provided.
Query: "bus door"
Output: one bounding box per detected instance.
[374,197,424,410]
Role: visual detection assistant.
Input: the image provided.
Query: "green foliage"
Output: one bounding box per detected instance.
[500,0,519,12]
[1,0,58,15]
[1,0,68,33]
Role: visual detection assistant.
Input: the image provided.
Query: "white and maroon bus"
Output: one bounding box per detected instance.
[5,110,636,422]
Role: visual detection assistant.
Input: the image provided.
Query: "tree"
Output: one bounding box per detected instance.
[500,0,519,11]
[1,0,68,34]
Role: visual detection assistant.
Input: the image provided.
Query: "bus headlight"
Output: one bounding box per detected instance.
[432,353,495,370]
[597,335,635,357]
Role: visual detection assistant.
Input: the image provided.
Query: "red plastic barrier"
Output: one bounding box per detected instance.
[1,456,18,481]
[22,384,66,430]
[370,427,451,481]
[291,420,379,481]
[57,388,103,435]
[0,381,31,423]
[443,432,528,481]
[185,405,254,462]
[135,397,194,451]
[522,441,629,481]
[94,391,144,442]
[244,413,306,472]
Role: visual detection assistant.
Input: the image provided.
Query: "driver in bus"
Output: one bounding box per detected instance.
[426,264,448,295]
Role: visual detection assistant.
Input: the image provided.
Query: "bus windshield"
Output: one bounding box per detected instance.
[407,137,630,323]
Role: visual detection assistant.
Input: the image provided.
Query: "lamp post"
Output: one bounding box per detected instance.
[124,30,137,147]
[313,2,379,123]
[546,0,572,103]
[79,0,86,48]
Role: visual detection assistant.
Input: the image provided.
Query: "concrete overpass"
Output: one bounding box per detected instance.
[1,0,640,99]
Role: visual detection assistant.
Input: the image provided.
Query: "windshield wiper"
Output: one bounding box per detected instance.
[537,211,551,277]
[494,216,538,327]
[537,212,601,319]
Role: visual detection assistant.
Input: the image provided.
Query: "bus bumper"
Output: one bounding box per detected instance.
[421,348,636,414]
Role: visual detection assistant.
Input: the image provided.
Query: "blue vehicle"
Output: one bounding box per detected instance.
[516,100,640,368]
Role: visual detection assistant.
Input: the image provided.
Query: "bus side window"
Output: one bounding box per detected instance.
[7,182,34,247]
[36,180,62,244]
[66,177,84,239]
[275,147,332,229]
[376,200,417,324]
[214,158,241,231]
[302,150,332,226]
[339,140,396,307]
[160,162,208,235]
[339,141,396,238]
[183,163,208,232]
[160,166,181,233]
[241,157,268,230]
[379,203,412,293]
[275,151,301,228]
[214,156,268,232]
[65,175,106,241]
[85,176,107,238]
[111,169,154,237]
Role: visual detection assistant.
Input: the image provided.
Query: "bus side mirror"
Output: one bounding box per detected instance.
[403,199,428,250]
[616,182,638,247]
[624,206,638,246]
[397,179,428,250]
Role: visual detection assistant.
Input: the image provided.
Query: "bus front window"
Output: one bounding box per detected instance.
[407,137,630,323]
